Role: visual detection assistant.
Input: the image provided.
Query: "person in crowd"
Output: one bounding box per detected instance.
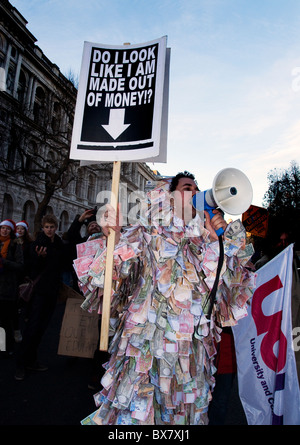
[70,209,109,390]
[16,221,32,271]
[208,327,237,424]
[75,171,256,425]
[15,214,64,380]
[16,220,31,239]
[67,209,102,292]
[60,231,76,287]
[15,221,33,338]
[68,208,101,245]
[254,227,292,270]
[13,221,33,342]
[0,220,23,355]
[62,209,105,388]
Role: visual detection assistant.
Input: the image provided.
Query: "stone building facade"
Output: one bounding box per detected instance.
[0,0,159,236]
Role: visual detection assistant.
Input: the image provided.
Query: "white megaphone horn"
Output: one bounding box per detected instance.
[192,168,253,236]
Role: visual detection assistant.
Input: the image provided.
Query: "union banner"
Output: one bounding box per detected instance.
[232,244,300,425]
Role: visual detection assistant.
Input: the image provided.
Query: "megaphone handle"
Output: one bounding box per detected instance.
[206,234,224,320]
[206,208,224,236]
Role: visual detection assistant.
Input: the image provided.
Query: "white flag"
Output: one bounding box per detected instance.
[232,244,300,425]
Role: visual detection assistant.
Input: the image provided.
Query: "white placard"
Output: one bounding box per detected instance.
[70,37,169,162]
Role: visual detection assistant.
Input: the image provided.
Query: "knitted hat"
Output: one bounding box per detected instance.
[87,220,99,231]
[16,220,29,231]
[0,219,16,233]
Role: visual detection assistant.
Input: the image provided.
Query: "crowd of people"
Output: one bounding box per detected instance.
[0,219,24,355]
[0,211,103,381]
[0,170,298,425]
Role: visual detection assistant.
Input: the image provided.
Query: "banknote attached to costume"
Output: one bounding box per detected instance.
[74,180,256,425]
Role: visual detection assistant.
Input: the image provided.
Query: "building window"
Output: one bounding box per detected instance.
[22,200,35,233]
[6,64,15,93]
[0,33,6,52]
[75,168,85,199]
[7,142,16,170]
[0,33,6,67]
[33,86,45,124]
[87,174,95,202]
[17,69,27,103]
[10,46,17,60]
[51,101,61,132]
[2,193,14,220]
[59,210,69,233]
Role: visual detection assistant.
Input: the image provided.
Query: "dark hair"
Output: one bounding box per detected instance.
[41,214,58,228]
[169,171,196,192]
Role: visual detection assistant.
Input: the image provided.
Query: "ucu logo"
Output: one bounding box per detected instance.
[251,275,287,373]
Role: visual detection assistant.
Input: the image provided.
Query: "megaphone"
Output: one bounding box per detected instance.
[192,168,253,236]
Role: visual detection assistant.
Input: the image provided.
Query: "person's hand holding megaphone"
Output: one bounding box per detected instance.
[204,209,228,242]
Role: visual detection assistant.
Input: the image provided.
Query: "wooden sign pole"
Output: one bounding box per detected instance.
[99,160,121,351]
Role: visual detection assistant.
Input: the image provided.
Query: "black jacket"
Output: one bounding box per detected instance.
[29,232,64,298]
[0,239,24,301]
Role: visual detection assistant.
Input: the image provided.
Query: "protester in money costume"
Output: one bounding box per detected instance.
[76,172,256,425]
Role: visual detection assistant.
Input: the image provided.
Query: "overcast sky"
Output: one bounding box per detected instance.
[11,0,300,207]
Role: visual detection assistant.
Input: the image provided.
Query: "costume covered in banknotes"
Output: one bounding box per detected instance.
[76,181,256,425]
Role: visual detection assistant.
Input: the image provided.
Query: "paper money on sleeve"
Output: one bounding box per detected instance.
[76,238,105,258]
[114,243,137,261]
[115,373,137,408]
[80,410,99,425]
[135,351,153,373]
[130,395,151,421]
[226,219,245,238]
[230,303,248,321]
[73,255,93,279]
[89,249,106,276]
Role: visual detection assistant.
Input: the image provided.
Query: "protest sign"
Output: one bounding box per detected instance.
[58,298,99,359]
[69,37,169,351]
[57,282,84,303]
[70,36,169,162]
[242,205,269,238]
[232,244,300,425]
